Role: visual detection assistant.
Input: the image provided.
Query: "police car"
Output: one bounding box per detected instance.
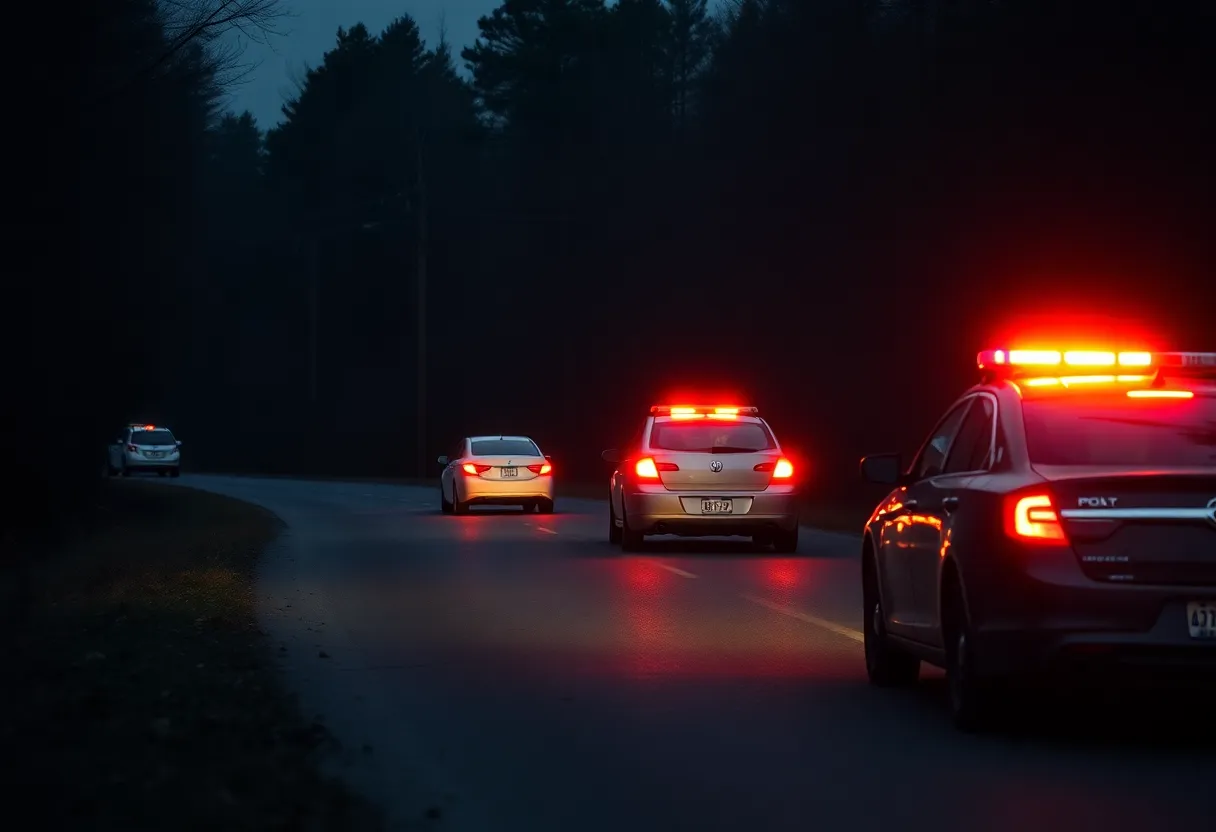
[107,424,182,477]
[602,405,800,552]
[858,348,1216,731]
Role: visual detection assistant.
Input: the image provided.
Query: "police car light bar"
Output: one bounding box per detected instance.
[978,348,1216,386]
[650,405,758,420]
[977,349,1154,371]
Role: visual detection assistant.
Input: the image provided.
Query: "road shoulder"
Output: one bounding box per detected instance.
[2,480,383,830]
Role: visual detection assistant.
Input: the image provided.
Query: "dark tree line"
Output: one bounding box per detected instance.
[9,0,1216,537]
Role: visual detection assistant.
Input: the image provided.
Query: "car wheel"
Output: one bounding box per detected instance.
[121,465,132,477]
[537,498,554,515]
[608,498,622,544]
[453,484,469,515]
[440,482,453,514]
[169,467,180,479]
[863,555,920,688]
[619,501,644,552]
[771,525,799,554]
[944,581,998,733]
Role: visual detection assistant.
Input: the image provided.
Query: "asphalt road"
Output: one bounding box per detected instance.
[175,474,1215,832]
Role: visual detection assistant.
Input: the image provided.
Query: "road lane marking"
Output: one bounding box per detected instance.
[742,594,864,643]
[648,560,697,579]
[536,526,558,535]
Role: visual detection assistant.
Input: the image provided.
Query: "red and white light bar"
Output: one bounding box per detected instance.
[977,349,1155,371]
[650,405,759,420]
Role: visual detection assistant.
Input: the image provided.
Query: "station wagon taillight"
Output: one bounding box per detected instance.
[754,458,795,479]
[635,458,678,479]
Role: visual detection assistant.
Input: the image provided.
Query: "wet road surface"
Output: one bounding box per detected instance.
[176,475,1216,832]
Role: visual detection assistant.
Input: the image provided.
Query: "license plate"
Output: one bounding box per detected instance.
[149,452,163,458]
[500,467,518,479]
[701,498,733,514]
[1186,601,1216,639]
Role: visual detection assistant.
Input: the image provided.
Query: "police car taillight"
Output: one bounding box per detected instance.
[1004,491,1067,544]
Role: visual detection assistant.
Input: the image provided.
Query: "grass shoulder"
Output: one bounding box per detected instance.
[2,481,383,830]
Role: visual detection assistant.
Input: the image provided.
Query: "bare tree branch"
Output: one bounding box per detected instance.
[105,0,290,99]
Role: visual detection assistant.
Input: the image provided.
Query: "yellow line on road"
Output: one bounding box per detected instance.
[742,594,864,643]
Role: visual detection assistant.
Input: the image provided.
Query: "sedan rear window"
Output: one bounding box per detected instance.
[131,430,176,446]
[1022,394,1216,466]
[470,439,540,457]
[648,420,776,453]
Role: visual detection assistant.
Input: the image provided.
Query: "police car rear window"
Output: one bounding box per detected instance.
[470,439,540,456]
[649,421,776,453]
[131,430,176,446]
[1022,395,1216,466]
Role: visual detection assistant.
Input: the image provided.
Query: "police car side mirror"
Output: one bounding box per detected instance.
[601,449,620,464]
[860,453,902,485]
[437,455,449,467]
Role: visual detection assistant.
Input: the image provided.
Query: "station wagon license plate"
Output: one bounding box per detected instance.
[701,498,733,515]
[500,467,518,478]
[1187,601,1216,639]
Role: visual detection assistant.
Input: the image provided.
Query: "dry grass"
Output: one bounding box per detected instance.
[1,481,382,831]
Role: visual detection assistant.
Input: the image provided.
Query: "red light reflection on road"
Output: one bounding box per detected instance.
[599,557,853,681]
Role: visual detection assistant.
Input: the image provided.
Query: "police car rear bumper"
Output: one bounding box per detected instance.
[624,487,799,535]
[975,595,1216,681]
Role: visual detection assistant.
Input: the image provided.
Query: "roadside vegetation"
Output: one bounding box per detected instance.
[2,481,382,830]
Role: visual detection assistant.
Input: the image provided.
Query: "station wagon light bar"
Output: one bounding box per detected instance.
[650,405,759,420]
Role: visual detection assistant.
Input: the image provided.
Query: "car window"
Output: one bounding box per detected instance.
[130,429,176,446]
[1021,393,1216,466]
[470,438,540,456]
[648,420,776,453]
[912,400,974,480]
[943,396,995,474]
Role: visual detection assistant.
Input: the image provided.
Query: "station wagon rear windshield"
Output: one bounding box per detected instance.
[1022,394,1216,466]
[470,439,540,456]
[131,430,176,446]
[649,420,776,453]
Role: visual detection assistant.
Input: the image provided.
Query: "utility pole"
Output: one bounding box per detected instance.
[414,128,428,478]
[308,234,319,405]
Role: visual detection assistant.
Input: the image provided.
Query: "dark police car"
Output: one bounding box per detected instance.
[857,348,1216,731]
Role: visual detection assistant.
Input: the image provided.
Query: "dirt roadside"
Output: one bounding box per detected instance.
[1,481,385,831]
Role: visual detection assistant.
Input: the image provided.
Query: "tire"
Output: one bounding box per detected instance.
[120,465,132,477]
[863,553,921,688]
[608,498,622,544]
[440,482,453,514]
[169,467,180,479]
[944,581,998,733]
[453,483,469,515]
[619,500,644,551]
[771,525,799,554]
[536,498,554,515]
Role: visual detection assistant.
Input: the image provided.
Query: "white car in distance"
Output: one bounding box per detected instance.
[108,424,182,478]
[439,435,554,515]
